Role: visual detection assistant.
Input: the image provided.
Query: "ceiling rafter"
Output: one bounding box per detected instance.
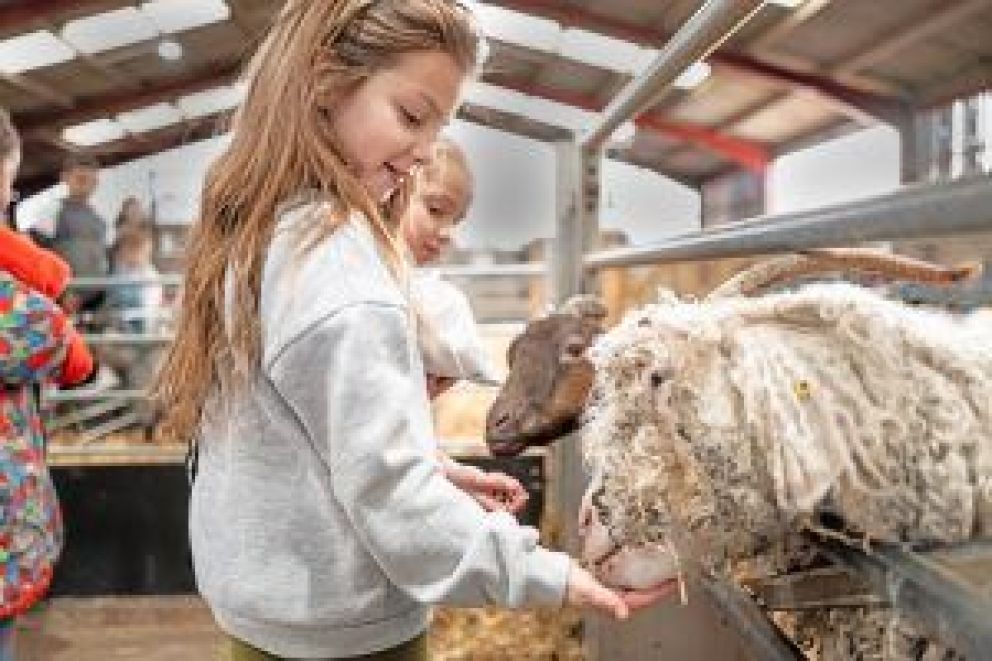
[837,0,991,76]
[490,75,771,172]
[18,112,228,196]
[0,72,73,108]
[0,0,125,35]
[482,0,902,119]
[15,60,243,136]
[747,0,834,50]
[734,0,991,146]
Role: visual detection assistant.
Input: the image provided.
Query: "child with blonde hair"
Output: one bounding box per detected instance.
[405,137,530,516]
[154,2,673,659]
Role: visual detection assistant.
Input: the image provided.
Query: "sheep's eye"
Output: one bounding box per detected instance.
[563,339,586,359]
[650,368,673,388]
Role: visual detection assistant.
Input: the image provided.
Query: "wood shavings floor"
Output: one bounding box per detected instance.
[13,598,585,660]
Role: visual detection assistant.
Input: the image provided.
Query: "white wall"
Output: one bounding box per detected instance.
[768,124,902,214]
[21,121,910,252]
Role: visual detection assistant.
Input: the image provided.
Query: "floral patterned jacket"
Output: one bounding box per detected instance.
[0,270,68,619]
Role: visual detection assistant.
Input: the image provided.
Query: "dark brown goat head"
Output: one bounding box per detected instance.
[485,296,607,456]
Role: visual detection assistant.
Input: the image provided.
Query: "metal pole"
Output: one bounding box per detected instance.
[810,533,992,659]
[81,333,173,345]
[581,0,767,151]
[428,263,546,278]
[70,274,183,288]
[698,578,805,661]
[585,175,992,269]
[552,142,588,303]
[45,389,148,403]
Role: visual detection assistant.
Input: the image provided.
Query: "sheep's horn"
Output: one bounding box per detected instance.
[559,295,608,321]
[707,248,981,300]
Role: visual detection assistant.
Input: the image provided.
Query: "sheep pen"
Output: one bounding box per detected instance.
[576,250,992,658]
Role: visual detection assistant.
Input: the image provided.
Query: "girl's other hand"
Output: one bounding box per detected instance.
[444,462,529,514]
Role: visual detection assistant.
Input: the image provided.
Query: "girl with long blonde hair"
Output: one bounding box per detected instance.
[154,2,673,659]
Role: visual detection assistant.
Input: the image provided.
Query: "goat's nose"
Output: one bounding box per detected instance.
[490,411,511,430]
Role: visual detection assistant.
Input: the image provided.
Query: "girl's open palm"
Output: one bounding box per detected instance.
[566,560,678,620]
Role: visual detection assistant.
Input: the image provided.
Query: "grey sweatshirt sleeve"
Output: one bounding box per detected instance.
[267,301,571,608]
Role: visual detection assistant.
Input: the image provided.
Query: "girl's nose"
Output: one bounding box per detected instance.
[411,137,433,166]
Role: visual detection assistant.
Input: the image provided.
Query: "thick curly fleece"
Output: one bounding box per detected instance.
[582,283,992,570]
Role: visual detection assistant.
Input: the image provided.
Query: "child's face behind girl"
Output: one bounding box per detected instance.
[403,149,471,266]
[331,50,466,205]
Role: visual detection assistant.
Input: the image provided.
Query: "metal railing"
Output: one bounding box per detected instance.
[584,175,992,270]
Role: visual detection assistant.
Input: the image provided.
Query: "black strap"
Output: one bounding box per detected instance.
[185,434,199,486]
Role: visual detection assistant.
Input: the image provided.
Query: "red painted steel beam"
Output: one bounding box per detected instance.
[491,75,771,172]
[634,115,770,173]
[485,0,908,122]
[714,52,909,124]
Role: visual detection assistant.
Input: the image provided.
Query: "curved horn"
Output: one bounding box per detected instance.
[559,295,608,322]
[707,248,980,300]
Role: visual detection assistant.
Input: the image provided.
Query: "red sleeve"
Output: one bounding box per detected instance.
[0,226,72,299]
[57,327,96,387]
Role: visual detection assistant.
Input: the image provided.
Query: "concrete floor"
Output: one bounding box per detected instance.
[14,596,225,661]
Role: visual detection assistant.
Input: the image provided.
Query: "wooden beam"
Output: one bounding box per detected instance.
[483,0,907,124]
[747,0,834,50]
[837,0,992,75]
[920,60,992,107]
[0,0,124,34]
[489,75,771,172]
[16,61,242,135]
[17,113,229,194]
[715,51,910,125]
[0,72,73,107]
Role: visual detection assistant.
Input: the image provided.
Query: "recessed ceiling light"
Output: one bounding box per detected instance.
[157,39,184,61]
[673,62,712,89]
[62,7,158,55]
[63,119,127,147]
[141,0,230,34]
[177,84,245,118]
[117,103,184,133]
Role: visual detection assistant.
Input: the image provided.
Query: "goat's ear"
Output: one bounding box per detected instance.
[559,295,608,322]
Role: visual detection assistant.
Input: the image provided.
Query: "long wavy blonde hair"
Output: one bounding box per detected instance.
[154,0,480,442]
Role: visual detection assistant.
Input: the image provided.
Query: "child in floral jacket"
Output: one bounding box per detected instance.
[1,106,94,658]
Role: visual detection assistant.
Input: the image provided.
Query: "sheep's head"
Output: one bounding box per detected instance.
[576,314,706,591]
[485,296,607,456]
[576,249,984,590]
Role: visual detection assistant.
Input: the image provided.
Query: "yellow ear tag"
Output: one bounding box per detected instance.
[794,380,812,401]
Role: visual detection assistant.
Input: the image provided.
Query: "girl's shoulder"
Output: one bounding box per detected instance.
[259,194,406,363]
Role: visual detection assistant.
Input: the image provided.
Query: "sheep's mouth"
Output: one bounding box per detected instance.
[585,541,624,571]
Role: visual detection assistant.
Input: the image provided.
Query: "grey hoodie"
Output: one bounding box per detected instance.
[190,199,570,659]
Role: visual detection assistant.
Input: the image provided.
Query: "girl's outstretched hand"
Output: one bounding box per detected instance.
[565,560,678,620]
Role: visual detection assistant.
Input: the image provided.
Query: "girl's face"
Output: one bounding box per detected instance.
[0,149,19,212]
[402,167,470,265]
[331,50,465,203]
